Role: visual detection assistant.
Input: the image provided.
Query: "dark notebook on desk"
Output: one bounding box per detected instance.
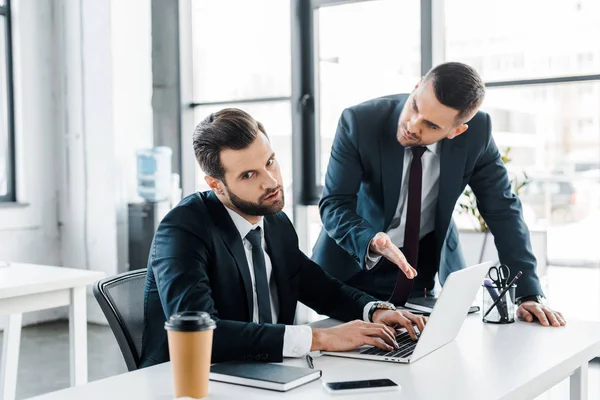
[405,296,480,315]
[209,361,322,392]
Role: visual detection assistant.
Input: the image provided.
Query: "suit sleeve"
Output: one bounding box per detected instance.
[319,108,379,269]
[468,114,544,298]
[298,251,379,320]
[281,215,378,319]
[151,208,286,363]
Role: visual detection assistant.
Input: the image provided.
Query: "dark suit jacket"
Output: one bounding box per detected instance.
[312,94,543,299]
[140,191,376,368]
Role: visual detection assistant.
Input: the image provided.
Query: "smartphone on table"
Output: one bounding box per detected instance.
[323,378,399,394]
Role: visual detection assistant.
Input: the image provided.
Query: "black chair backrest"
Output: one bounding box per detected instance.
[93,269,147,371]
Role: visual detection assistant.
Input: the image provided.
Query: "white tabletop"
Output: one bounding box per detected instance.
[28,315,600,400]
[0,262,105,299]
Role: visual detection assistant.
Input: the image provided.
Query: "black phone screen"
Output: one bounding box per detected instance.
[326,379,398,390]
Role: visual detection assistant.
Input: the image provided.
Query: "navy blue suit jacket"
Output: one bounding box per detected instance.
[312,94,543,299]
[140,191,376,368]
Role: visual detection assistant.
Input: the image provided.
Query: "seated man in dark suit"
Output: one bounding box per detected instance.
[139,108,426,367]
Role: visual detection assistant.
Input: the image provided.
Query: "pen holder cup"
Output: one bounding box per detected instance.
[482,284,516,324]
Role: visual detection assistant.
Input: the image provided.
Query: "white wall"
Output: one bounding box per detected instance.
[0,0,63,325]
[1,0,153,327]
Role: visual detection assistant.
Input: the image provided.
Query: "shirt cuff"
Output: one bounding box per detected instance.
[365,249,382,270]
[282,325,313,358]
[363,301,377,322]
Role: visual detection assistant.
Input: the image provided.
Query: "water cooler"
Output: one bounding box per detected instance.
[127,201,171,271]
[127,147,178,271]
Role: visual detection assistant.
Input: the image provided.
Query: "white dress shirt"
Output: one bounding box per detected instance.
[367,142,441,268]
[224,205,377,357]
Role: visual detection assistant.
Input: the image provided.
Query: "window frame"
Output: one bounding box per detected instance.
[0,0,15,202]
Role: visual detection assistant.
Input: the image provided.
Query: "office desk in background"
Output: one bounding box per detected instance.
[27,316,600,400]
[0,263,104,400]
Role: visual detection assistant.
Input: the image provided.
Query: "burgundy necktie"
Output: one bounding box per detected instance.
[389,146,427,306]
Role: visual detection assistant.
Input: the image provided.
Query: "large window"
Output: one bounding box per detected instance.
[0,0,15,202]
[316,0,421,185]
[482,82,600,267]
[308,0,422,250]
[445,0,600,82]
[445,0,600,323]
[190,0,293,217]
[191,0,290,102]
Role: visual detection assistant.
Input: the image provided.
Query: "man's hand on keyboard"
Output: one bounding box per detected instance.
[371,309,427,340]
[310,320,400,353]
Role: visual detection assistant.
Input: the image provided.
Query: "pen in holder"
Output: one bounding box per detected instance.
[482,279,516,324]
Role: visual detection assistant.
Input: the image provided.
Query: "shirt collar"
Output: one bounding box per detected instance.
[427,141,440,155]
[406,141,440,156]
[223,203,264,241]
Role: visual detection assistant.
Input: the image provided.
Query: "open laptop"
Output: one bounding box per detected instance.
[322,261,494,364]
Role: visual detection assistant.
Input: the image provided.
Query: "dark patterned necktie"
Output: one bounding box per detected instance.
[389,146,427,306]
[246,227,272,324]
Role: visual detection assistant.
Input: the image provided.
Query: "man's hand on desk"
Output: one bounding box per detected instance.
[517,301,566,327]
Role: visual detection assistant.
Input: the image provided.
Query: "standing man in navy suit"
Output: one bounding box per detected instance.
[312,62,565,327]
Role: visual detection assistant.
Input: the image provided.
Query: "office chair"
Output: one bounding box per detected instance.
[93,269,147,371]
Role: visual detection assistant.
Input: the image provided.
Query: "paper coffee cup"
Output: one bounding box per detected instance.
[165,311,216,399]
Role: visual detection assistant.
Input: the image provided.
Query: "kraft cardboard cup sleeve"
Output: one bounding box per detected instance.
[165,311,216,399]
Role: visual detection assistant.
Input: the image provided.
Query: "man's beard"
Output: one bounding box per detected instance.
[225,185,285,216]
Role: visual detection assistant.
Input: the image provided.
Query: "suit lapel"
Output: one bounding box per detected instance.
[435,138,467,255]
[263,218,295,325]
[204,192,254,320]
[381,101,406,229]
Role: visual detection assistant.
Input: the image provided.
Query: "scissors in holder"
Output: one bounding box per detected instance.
[488,264,510,290]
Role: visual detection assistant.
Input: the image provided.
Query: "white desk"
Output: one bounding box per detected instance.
[27,316,600,400]
[0,262,104,400]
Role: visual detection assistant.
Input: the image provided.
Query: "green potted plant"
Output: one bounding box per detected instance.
[458,147,529,232]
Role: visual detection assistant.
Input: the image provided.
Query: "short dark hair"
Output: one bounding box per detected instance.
[192,108,267,180]
[423,62,486,123]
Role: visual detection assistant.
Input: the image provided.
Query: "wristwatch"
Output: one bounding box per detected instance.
[516,295,545,306]
[368,301,396,322]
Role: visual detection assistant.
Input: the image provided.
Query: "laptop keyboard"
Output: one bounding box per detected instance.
[359,330,419,359]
